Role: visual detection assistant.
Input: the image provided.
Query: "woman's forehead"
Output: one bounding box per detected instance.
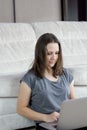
[46,42,59,51]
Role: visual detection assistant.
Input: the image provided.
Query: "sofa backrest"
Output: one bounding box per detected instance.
[0,22,87,76]
[0,23,36,76]
[0,21,87,89]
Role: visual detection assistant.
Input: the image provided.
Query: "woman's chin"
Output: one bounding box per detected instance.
[49,64,55,68]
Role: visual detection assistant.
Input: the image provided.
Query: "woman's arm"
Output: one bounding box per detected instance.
[69,80,76,99]
[16,82,59,122]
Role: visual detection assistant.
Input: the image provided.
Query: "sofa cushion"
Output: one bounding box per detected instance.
[61,39,87,67]
[56,21,87,39]
[75,86,87,98]
[32,21,87,39]
[0,113,35,130]
[0,98,17,115]
[68,66,87,85]
[0,23,36,76]
[0,74,21,97]
[32,21,60,39]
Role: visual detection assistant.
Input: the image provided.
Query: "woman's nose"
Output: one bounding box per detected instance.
[51,54,55,59]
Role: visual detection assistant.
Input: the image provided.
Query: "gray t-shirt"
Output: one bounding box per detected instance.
[21,68,73,114]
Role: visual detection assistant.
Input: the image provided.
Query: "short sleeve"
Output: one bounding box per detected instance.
[63,68,74,84]
[20,71,35,89]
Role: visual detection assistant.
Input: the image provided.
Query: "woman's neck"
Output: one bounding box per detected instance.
[44,69,58,81]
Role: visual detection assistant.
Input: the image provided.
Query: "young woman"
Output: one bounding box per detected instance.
[17,33,76,130]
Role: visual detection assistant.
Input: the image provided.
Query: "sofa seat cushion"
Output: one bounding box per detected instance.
[0,23,36,76]
[75,86,87,98]
[0,74,21,97]
[0,98,17,115]
[0,113,35,130]
[68,66,87,85]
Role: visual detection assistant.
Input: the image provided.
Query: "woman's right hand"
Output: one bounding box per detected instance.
[44,111,60,123]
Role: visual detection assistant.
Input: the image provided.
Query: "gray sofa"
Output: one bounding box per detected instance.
[0,21,87,130]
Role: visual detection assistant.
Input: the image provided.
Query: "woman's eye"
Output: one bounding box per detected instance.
[55,52,59,54]
[47,52,59,55]
[47,53,52,55]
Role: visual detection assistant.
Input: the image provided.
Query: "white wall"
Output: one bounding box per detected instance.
[15,0,61,22]
[0,0,61,22]
[0,0,14,22]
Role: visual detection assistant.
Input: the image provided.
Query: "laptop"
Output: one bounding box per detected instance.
[39,97,87,130]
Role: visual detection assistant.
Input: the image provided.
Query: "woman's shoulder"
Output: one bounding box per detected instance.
[62,67,73,83]
[23,69,36,79]
[63,67,69,73]
[20,69,36,89]
[20,69,36,83]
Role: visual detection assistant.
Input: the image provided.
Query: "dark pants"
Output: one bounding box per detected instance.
[36,123,48,130]
[36,123,58,130]
[16,125,87,130]
[36,123,87,130]
[74,127,87,130]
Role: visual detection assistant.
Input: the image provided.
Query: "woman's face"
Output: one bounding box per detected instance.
[45,42,59,68]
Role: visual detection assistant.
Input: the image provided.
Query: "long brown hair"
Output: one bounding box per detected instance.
[31,33,63,78]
